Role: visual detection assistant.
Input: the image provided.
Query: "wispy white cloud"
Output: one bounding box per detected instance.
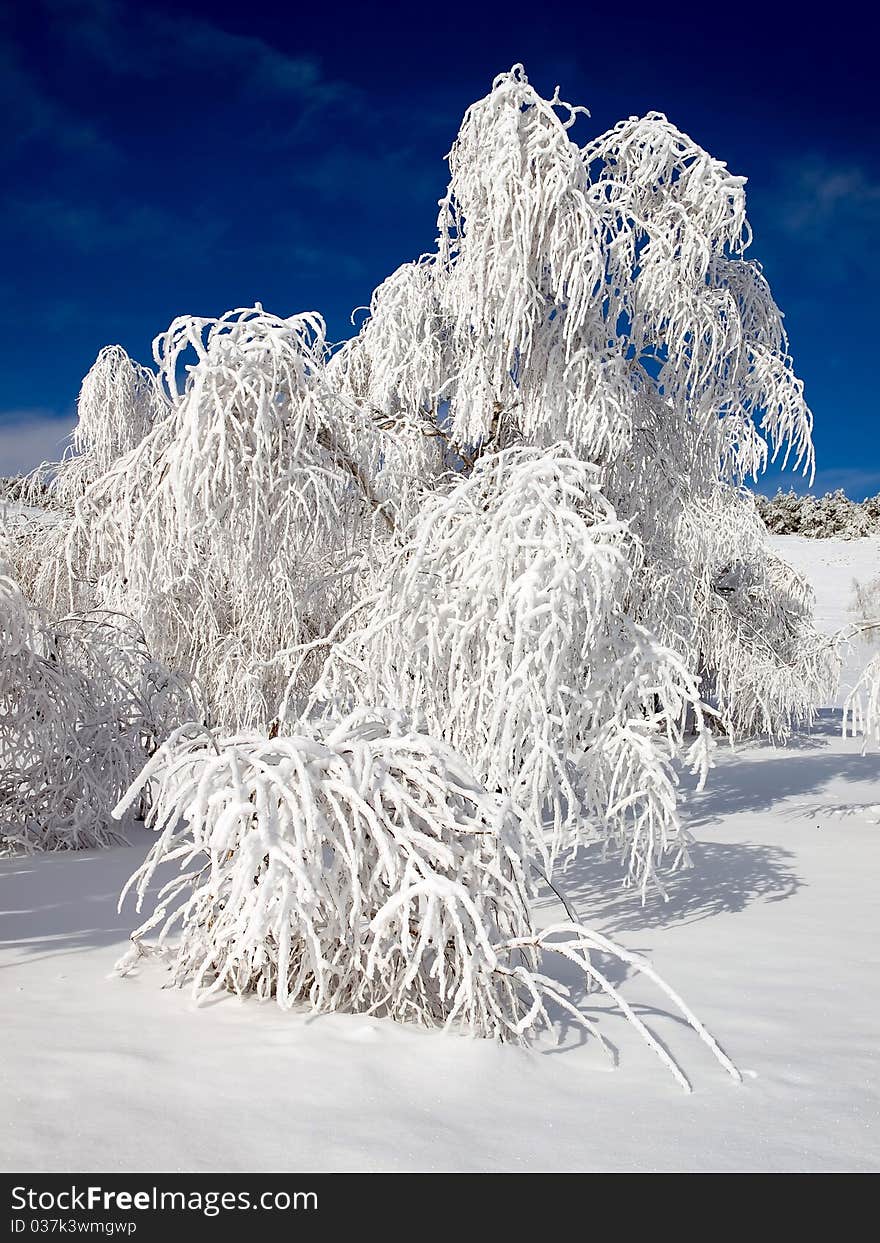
[42,0,358,113]
[780,159,880,239]
[814,468,880,498]
[760,155,880,284]
[0,412,74,476]
[3,0,359,175]
[1,1,365,275]
[0,37,116,162]
[2,194,228,258]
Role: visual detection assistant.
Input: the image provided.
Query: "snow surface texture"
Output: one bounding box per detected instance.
[2,537,879,1173]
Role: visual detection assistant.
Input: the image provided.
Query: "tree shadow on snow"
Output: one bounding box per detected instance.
[533,939,712,1062]
[531,710,880,1060]
[680,748,880,824]
[531,841,800,1060]
[538,837,802,938]
[731,708,845,752]
[0,830,156,965]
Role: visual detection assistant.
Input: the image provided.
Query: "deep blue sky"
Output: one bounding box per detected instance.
[1,0,877,493]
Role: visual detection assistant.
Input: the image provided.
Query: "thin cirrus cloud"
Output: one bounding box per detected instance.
[2,1,361,190]
[41,0,358,111]
[1,2,370,275]
[2,194,229,260]
[0,412,75,477]
[0,40,112,161]
[779,159,880,242]
[755,154,880,288]
[814,468,880,498]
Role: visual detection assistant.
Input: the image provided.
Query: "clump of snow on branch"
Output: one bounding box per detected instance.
[115,712,739,1091]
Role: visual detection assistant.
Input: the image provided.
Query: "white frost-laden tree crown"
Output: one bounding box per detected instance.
[1,66,836,1082]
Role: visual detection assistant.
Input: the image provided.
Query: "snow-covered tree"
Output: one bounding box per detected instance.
[0,532,195,851]
[325,67,831,749]
[17,308,405,727]
[20,346,164,515]
[757,487,878,538]
[2,66,836,1079]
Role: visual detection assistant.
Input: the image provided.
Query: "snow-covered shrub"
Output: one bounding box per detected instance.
[116,711,739,1090]
[849,576,880,649]
[755,489,804,535]
[1,476,47,503]
[845,580,880,741]
[0,539,195,852]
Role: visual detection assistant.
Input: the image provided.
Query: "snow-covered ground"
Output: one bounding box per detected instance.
[1,501,51,531]
[768,533,880,703]
[2,537,879,1173]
